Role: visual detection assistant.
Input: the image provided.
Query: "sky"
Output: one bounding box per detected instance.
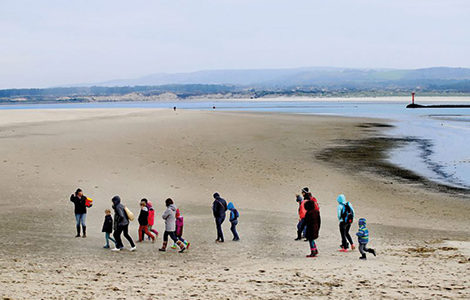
[1,0,469,88]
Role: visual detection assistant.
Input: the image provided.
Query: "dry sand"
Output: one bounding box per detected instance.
[0,108,469,299]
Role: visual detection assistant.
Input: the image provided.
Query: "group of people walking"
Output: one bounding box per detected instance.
[70,187,375,260]
[295,187,376,260]
[69,189,240,253]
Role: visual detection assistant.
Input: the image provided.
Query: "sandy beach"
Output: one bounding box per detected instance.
[0,108,469,299]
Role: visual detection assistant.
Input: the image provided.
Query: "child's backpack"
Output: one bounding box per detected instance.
[341,202,353,223]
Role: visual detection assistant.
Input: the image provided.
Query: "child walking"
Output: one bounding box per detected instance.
[102,209,116,249]
[147,201,159,238]
[159,198,188,253]
[227,202,240,241]
[137,199,155,243]
[304,200,321,257]
[356,218,376,260]
[171,208,189,249]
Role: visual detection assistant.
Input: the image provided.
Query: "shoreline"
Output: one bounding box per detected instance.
[316,127,470,196]
[1,95,470,108]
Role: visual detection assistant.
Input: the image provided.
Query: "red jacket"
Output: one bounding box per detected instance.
[148,207,155,226]
[310,196,320,211]
[298,200,307,219]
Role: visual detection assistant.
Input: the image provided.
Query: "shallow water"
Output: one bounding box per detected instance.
[1,100,469,189]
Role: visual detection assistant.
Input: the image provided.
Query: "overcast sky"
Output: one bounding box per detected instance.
[1,0,469,88]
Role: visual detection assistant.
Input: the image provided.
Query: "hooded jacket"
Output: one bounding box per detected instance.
[147,201,155,226]
[212,193,227,219]
[112,196,129,229]
[70,194,87,215]
[162,204,177,232]
[337,194,355,222]
[356,218,369,244]
[304,200,321,240]
[227,202,239,222]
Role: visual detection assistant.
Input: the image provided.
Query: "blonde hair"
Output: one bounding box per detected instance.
[105,209,111,214]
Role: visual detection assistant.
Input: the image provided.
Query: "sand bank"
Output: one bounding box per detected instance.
[0,109,468,299]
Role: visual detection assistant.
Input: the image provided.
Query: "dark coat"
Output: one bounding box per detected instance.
[212,196,227,219]
[102,215,113,233]
[112,196,129,230]
[138,207,149,226]
[70,194,87,214]
[304,207,321,240]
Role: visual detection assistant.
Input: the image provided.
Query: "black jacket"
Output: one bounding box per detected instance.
[70,194,87,214]
[112,196,129,229]
[304,208,321,240]
[212,196,227,219]
[102,215,113,233]
[138,207,149,226]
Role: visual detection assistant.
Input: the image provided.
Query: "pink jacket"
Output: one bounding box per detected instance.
[147,201,155,226]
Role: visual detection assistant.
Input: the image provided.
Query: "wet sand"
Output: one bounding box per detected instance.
[0,109,469,299]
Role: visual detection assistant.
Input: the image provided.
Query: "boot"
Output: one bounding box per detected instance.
[159,241,167,252]
[295,231,302,241]
[368,248,377,256]
[359,253,367,260]
[75,225,81,237]
[177,240,186,253]
[82,226,86,238]
[306,248,318,258]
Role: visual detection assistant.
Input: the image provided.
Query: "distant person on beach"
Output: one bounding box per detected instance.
[111,196,136,252]
[70,188,88,238]
[227,202,240,241]
[173,106,177,111]
[304,199,321,257]
[146,201,159,239]
[137,199,155,243]
[102,209,116,249]
[212,193,227,243]
[171,208,189,249]
[337,194,355,251]
[356,218,376,260]
[159,198,188,253]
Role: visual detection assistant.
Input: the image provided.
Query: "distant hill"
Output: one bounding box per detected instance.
[87,67,470,88]
[1,67,470,103]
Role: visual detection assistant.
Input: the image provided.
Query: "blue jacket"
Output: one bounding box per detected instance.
[336,194,355,222]
[227,202,239,222]
[356,218,369,244]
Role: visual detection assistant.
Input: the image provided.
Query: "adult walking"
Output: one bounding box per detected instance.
[337,194,355,251]
[304,199,321,257]
[111,196,136,252]
[212,193,227,243]
[70,188,88,238]
[159,198,187,253]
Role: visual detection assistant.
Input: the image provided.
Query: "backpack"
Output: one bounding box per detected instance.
[341,202,353,223]
[124,206,135,221]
